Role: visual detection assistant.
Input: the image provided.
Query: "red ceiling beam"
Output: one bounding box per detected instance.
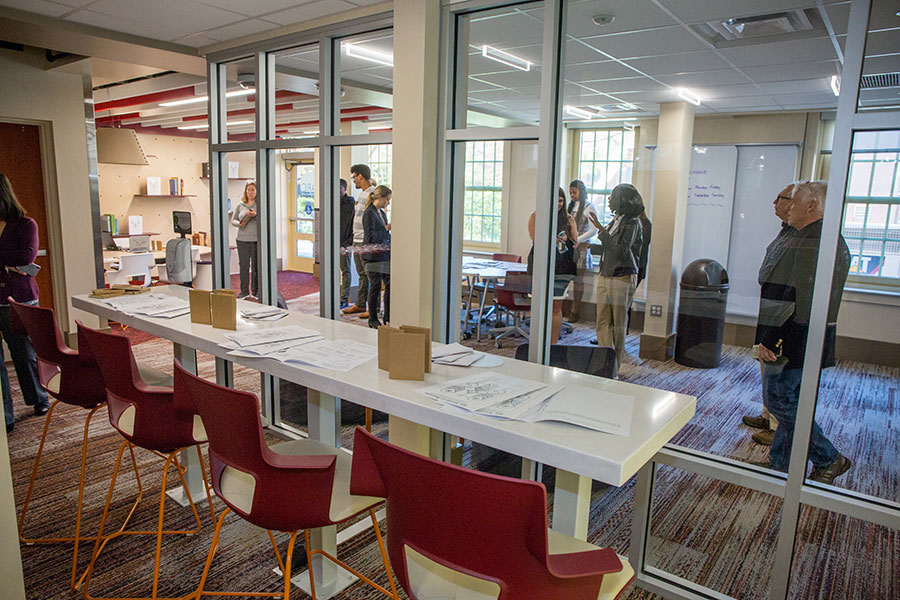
[93,86,200,113]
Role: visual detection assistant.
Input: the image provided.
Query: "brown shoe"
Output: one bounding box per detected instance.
[742,414,769,429]
[808,455,851,485]
[342,304,365,315]
[358,312,369,319]
[752,429,774,445]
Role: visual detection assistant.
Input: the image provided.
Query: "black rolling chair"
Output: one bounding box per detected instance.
[514,343,617,379]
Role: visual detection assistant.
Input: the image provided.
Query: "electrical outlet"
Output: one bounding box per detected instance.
[650,305,663,317]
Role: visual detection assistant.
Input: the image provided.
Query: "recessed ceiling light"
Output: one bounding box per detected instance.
[591,14,615,26]
[344,43,394,67]
[177,123,208,130]
[676,87,703,106]
[830,75,841,96]
[564,105,597,119]
[482,45,531,72]
[160,88,254,107]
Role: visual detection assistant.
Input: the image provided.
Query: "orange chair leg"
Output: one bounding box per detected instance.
[365,408,373,432]
[283,531,299,600]
[305,522,398,600]
[304,529,318,600]
[369,508,401,600]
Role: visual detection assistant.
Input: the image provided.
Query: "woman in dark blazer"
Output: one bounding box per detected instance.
[0,174,49,434]
[362,185,392,329]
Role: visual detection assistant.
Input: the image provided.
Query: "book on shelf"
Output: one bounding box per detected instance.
[168,177,179,195]
[146,176,161,195]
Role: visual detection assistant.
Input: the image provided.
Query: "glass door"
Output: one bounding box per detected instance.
[288,160,317,272]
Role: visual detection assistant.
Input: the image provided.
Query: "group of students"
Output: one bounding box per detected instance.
[527,180,651,374]
[340,164,392,329]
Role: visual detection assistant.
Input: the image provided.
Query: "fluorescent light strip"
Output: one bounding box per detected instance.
[344,43,394,67]
[676,87,702,106]
[482,45,531,72]
[830,75,841,97]
[623,122,635,131]
[564,105,596,119]
[160,88,255,107]
[177,119,252,131]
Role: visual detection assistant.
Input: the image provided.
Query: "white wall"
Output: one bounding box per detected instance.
[504,140,539,261]
[0,50,100,331]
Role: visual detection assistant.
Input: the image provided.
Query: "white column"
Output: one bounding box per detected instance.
[640,102,694,361]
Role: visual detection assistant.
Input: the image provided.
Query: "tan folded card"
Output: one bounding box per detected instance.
[91,288,125,298]
[400,325,432,373]
[377,325,402,371]
[389,331,426,381]
[211,289,236,330]
[189,289,212,324]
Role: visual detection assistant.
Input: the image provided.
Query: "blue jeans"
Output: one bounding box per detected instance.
[762,362,838,472]
[1,302,50,427]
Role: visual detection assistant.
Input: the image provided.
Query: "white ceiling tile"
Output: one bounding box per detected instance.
[704,97,778,109]
[85,0,244,36]
[257,1,357,26]
[469,10,544,49]
[740,61,840,83]
[859,88,900,104]
[468,52,542,78]
[759,79,834,94]
[623,51,730,76]
[0,0,72,17]
[171,33,221,47]
[476,68,542,89]
[866,29,900,57]
[565,0,676,38]
[718,37,840,67]
[868,1,900,32]
[569,77,665,93]
[44,0,95,6]
[67,10,179,42]
[581,26,708,59]
[467,77,505,92]
[769,92,839,108]
[564,60,639,82]
[193,0,311,18]
[824,2,851,36]
[204,19,281,42]
[863,54,900,76]
[703,84,767,99]
[656,0,818,25]
[656,69,748,87]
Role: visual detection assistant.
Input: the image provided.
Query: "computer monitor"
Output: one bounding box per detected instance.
[173,211,192,237]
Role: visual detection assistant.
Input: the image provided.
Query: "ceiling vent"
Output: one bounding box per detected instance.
[709,10,813,40]
[860,72,900,89]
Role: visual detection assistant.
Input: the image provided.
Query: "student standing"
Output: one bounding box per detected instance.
[231,181,259,299]
[566,179,599,322]
[338,178,355,308]
[0,174,49,434]
[343,164,374,319]
[363,185,392,328]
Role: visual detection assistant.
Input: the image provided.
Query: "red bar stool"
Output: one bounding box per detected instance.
[350,426,635,600]
[77,322,216,600]
[172,362,399,600]
[10,300,143,591]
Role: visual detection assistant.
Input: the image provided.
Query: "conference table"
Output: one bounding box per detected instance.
[73,285,695,598]
[460,255,527,341]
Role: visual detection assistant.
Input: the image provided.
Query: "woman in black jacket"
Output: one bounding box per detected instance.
[362,185,391,328]
[587,183,644,374]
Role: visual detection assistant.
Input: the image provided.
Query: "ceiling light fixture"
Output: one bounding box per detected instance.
[591,14,615,26]
[617,102,638,111]
[368,123,392,131]
[676,87,702,106]
[176,119,252,131]
[623,122,635,131]
[564,105,596,119]
[302,130,320,135]
[344,43,394,67]
[830,75,841,97]
[482,45,532,72]
[160,88,255,107]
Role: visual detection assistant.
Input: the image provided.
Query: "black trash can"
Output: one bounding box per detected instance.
[674,259,729,368]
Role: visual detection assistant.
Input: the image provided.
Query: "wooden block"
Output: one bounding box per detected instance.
[389,331,426,381]
[378,326,402,371]
[91,288,125,298]
[400,325,432,373]
[211,289,237,330]
[189,289,212,324]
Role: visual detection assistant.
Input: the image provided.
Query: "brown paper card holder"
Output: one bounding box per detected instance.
[400,325,432,373]
[388,331,426,381]
[211,289,237,330]
[189,289,212,325]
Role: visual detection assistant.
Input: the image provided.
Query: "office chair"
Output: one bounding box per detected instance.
[77,323,216,600]
[173,363,398,600]
[350,427,634,600]
[515,343,617,380]
[488,271,531,348]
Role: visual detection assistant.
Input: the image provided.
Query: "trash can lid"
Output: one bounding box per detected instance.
[681,259,729,290]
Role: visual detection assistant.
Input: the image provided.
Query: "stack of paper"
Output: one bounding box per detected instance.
[219,326,323,357]
[240,305,288,321]
[431,343,497,367]
[416,372,633,436]
[218,326,377,372]
[102,293,191,319]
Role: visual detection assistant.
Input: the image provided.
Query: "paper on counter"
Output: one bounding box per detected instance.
[476,384,564,420]
[525,385,634,437]
[274,339,377,372]
[223,325,320,348]
[240,305,289,321]
[431,343,473,360]
[224,336,323,358]
[416,372,548,412]
[102,293,190,318]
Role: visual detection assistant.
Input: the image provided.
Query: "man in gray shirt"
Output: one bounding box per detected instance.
[342,164,374,318]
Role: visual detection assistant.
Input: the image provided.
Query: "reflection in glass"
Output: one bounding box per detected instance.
[339,30,394,131]
[857,0,900,113]
[223,57,256,142]
[270,44,320,140]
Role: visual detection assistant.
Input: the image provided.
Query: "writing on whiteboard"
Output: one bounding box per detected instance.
[688,168,728,207]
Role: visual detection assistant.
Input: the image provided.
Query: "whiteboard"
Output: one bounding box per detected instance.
[726,145,799,317]
[681,145,738,269]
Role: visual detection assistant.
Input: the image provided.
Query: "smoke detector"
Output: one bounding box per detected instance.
[592,14,615,26]
[237,73,255,90]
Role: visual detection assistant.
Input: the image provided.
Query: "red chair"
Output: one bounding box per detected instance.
[488,271,532,348]
[10,300,141,591]
[350,427,634,600]
[77,322,216,600]
[172,362,399,600]
[491,253,521,263]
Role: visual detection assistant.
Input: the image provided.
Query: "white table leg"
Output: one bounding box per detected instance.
[166,343,208,508]
[292,390,356,599]
[551,469,591,540]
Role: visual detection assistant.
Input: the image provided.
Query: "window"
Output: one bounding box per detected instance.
[367,144,392,188]
[842,130,900,282]
[577,129,635,224]
[463,140,504,245]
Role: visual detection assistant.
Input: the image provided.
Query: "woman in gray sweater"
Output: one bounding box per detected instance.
[231,182,259,298]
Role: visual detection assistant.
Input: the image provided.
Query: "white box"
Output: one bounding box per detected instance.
[228,161,240,179]
[128,215,143,235]
[146,176,161,195]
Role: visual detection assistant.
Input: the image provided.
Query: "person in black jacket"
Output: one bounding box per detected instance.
[587,183,643,374]
[755,180,851,484]
[338,179,355,308]
[363,185,391,328]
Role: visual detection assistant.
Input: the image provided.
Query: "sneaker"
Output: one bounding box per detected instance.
[34,405,50,417]
[237,293,249,299]
[750,460,787,474]
[357,312,370,319]
[589,337,598,345]
[751,429,774,445]
[742,414,770,429]
[808,455,851,485]
[342,304,366,315]
[340,301,349,309]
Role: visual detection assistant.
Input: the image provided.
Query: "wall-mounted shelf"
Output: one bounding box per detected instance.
[134,194,197,198]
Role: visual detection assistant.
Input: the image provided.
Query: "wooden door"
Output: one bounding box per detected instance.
[287,162,316,273]
[0,122,54,310]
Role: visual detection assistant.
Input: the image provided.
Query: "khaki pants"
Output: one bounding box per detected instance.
[595,274,637,370]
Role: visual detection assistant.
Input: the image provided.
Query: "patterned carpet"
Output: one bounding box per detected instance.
[5,310,898,599]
